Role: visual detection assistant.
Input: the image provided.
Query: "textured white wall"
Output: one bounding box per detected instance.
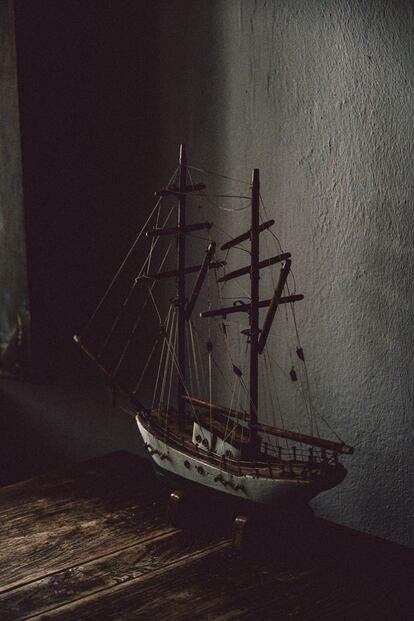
[156,0,414,546]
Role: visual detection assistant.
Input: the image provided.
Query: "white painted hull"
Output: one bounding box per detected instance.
[136,416,326,506]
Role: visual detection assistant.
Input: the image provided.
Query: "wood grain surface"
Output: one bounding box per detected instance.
[0,451,412,620]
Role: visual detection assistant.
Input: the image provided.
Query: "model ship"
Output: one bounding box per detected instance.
[74,144,353,506]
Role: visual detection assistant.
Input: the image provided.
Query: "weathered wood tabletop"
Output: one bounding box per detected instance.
[0,451,411,620]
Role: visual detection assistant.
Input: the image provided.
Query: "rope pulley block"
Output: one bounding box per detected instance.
[232,364,242,377]
[296,347,305,361]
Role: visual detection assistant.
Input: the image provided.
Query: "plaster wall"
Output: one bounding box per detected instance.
[155,0,414,547]
[0,0,29,377]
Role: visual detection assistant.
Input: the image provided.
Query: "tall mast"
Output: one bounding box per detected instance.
[177,144,187,423]
[249,168,260,444]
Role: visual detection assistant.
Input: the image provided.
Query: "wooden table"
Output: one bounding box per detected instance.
[0,452,412,620]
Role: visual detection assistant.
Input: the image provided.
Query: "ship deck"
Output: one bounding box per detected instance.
[142,409,344,484]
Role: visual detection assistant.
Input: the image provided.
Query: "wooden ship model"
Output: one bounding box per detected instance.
[75,144,353,506]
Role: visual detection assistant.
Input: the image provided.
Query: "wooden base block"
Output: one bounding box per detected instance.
[167,489,186,527]
[232,514,250,551]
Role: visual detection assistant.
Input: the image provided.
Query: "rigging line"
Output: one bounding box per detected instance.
[259,194,284,253]
[223,320,282,343]
[206,260,213,431]
[237,381,245,451]
[211,316,239,371]
[213,222,242,244]
[285,278,319,435]
[232,245,251,254]
[243,342,252,411]
[224,269,252,300]
[166,314,178,414]
[187,164,251,186]
[110,240,174,381]
[260,193,300,294]
[141,204,175,276]
[201,194,251,213]
[266,355,290,450]
[162,329,203,427]
[193,321,207,395]
[159,306,176,409]
[148,287,162,323]
[223,377,243,445]
[188,320,202,397]
[98,279,138,360]
[208,350,213,432]
[160,309,176,412]
[265,347,339,440]
[260,203,299,294]
[287,266,298,293]
[212,275,239,381]
[266,348,309,397]
[152,306,172,410]
[212,269,252,404]
[262,349,275,418]
[186,232,215,243]
[239,381,256,427]
[186,165,199,201]
[151,297,201,423]
[185,323,194,396]
[263,217,277,291]
[213,262,251,315]
[133,334,160,395]
[82,168,178,338]
[147,200,161,275]
[263,350,289,449]
[260,192,319,436]
[309,409,346,443]
[94,205,175,360]
[236,375,245,422]
[164,188,251,199]
[187,167,209,230]
[190,320,237,399]
[286,303,313,434]
[284,300,313,426]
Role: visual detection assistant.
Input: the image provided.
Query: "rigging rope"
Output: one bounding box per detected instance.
[110,240,174,381]
[152,305,173,410]
[188,320,202,397]
[81,167,178,338]
[158,307,176,409]
[165,313,178,414]
[187,164,251,186]
[89,203,175,363]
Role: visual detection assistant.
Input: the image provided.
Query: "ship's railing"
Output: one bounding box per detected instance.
[262,440,339,466]
[149,408,339,466]
[147,410,340,473]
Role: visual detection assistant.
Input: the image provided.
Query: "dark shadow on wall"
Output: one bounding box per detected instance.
[1,1,165,484]
[1,0,224,484]
[14,0,164,376]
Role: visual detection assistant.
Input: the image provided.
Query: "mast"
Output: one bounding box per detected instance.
[177,144,187,422]
[249,169,260,444]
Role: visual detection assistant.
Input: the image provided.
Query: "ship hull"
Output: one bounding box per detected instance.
[136,416,344,506]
